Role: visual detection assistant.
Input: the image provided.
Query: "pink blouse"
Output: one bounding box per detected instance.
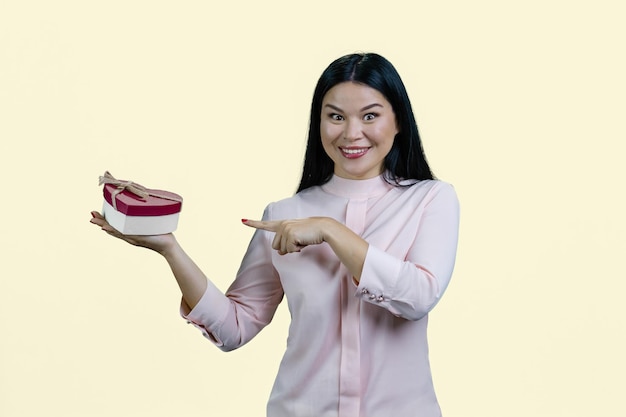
[182,174,460,417]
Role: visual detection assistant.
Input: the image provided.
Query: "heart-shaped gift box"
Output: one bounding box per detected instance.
[99,171,183,235]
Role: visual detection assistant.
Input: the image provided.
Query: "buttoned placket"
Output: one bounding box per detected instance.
[338,197,368,417]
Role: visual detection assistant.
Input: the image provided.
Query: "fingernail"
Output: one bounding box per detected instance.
[241,219,248,223]
[91,212,96,218]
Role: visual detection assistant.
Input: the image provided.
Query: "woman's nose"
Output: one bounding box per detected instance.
[344,120,363,141]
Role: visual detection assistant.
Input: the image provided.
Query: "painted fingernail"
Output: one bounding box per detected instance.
[241,219,248,223]
[91,212,96,218]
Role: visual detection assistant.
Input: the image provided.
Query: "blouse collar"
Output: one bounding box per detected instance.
[321,173,394,199]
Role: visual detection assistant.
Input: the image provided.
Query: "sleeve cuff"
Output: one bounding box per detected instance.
[354,245,402,306]
[179,281,232,347]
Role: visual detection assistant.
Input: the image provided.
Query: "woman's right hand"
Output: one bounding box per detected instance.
[89,211,177,255]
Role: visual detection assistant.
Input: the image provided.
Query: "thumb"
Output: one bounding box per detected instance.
[241,219,280,232]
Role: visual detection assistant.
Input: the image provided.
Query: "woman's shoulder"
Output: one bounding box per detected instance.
[397,178,456,194]
[260,187,321,220]
[395,179,459,208]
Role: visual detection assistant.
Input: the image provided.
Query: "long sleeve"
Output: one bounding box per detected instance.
[355,182,460,320]
[181,209,284,351]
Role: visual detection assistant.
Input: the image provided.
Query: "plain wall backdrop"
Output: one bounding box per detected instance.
[1,1,625,416]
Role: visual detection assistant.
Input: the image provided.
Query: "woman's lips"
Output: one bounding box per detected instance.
[340,147,370,159]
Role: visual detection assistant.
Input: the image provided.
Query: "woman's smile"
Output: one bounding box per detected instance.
[339,146,371,158]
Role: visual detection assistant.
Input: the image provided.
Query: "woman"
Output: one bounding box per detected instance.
[91,52,460,417]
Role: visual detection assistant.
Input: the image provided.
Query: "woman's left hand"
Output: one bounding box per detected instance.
[243,217,331,255]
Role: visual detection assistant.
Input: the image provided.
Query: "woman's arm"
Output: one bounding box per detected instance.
[354,183,460,320]
[90,210,283,350]
[244,182,460,321]
[90,211,208,309]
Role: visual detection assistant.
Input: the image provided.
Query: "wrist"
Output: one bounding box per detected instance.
[157,234,180,258]
[320,217,342,245]
[322,217,349,246]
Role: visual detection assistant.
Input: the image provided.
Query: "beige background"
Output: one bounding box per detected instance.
[1,1,625,416]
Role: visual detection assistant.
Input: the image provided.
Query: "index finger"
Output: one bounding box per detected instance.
[241,219,280,232]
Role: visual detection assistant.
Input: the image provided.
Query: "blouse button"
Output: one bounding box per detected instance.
[369,294,377,300]
[361,288,369,295]
[376,295,384,302]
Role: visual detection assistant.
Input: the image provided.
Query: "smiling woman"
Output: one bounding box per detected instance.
[297,53,435,193]
[90,52,460,417]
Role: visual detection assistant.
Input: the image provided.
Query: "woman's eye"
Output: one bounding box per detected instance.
[364,113,377,121]
[330,113,344,121]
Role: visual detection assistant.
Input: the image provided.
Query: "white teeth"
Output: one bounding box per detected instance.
[342,148,367,154]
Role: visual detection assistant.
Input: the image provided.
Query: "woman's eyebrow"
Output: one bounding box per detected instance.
[323,103,384,112]
[323,104,344,112]
[360,103,384,112]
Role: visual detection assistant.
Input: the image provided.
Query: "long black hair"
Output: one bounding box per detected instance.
[297,53,434,193]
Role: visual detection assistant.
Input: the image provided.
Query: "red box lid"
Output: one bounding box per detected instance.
[103,183,182,216]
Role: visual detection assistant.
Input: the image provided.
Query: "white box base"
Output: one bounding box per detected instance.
[102,200,180,235]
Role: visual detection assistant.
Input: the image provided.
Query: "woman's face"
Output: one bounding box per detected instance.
[320,82,398,180]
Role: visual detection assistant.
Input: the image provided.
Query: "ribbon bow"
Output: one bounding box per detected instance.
[98,171,182,210]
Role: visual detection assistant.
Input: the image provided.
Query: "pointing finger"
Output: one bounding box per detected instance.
[241,219,281,232]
